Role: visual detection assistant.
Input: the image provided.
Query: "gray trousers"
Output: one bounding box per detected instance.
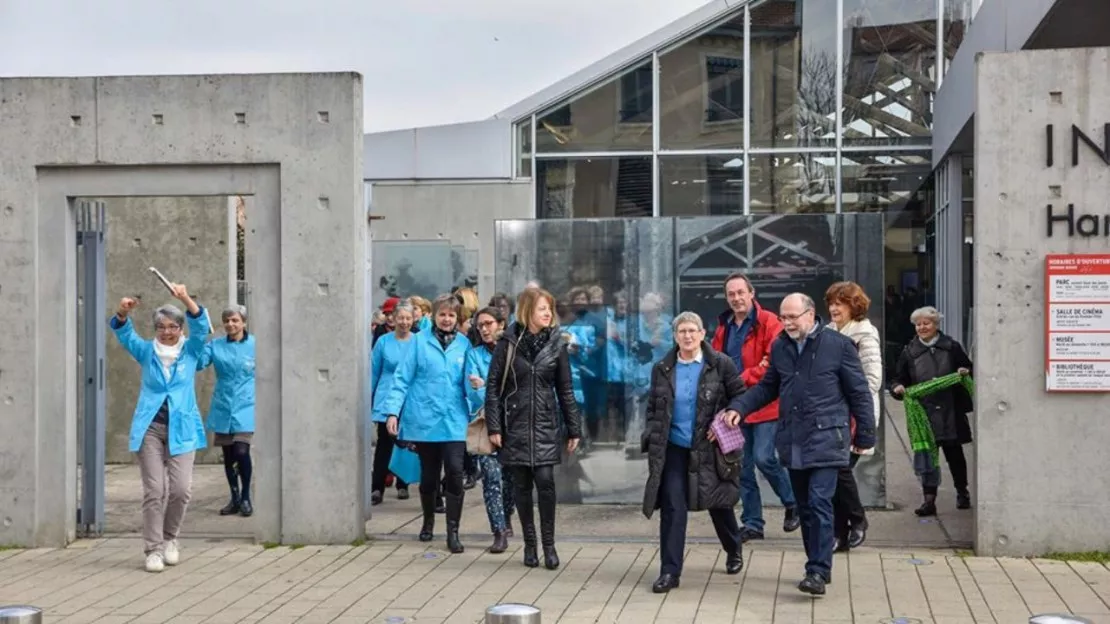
[137,422,196,555]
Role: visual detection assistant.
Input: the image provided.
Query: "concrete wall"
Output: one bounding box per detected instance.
[0,73,365,547]
[364,119,513,181]
[974,47,1110,556]
[95,196,232,464]
[369,180,532,301]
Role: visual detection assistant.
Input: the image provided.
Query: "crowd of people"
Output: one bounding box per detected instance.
[110,274,975,598]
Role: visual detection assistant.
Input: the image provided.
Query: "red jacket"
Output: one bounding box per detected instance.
[710,302,783,424]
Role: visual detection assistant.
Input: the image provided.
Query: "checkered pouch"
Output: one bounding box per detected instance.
[710,410,745,454]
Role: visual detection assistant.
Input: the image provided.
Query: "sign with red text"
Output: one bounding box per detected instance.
[1045,254,1110,391]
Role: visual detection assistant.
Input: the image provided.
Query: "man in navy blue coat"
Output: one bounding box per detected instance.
[725,293,875,595]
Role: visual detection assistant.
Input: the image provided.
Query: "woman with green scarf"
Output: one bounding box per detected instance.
[890,306,974,517]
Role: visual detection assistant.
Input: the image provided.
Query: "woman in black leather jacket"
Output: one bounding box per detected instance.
[485,287,582,570]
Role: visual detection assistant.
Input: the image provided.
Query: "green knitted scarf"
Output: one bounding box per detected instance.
[902,372,975,468]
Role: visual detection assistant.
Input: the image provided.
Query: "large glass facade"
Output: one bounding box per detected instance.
[495,215,888,506]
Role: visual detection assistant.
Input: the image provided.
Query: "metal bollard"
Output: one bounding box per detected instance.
[0,606,42,624]
[485,603,541,624]
[1030,615,1094,624]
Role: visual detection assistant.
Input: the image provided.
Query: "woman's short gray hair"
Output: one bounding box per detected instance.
[152,305,185,327]
[910,306,942,324]
[392,302,414,316]
[671,311,705,333]
[222,305,248,323]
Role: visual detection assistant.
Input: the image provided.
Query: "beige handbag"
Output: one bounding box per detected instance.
[466,342,515,455]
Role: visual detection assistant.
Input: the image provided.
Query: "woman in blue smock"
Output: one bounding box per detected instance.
[369,302,416,505]
[109,283,209,574]
[196,305,256,518]
[465,306,516,554]
[380,294,471,554]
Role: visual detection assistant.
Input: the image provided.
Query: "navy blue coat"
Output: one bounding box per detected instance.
[728,321,876,470]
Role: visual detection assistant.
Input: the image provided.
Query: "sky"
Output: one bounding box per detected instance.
[0,0,714,133]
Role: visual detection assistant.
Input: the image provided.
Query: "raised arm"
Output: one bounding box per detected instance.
[109,297,148,363]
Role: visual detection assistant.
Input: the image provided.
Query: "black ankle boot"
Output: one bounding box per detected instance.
[957,488,971,509]
[445,493,464,554]
[220,487,241,516]
[519,510,539,568]
[418,491,436,542]
[915,494,937,517]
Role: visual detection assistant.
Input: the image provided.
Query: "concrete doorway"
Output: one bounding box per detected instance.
[1,73,367,548]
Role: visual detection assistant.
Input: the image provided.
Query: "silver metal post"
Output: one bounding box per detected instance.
[1030,615,1095,624]
[0,605,43,623]
[485,603,541,624]
[77,200,107,537]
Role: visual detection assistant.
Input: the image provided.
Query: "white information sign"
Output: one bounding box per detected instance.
[1045,254,1110,392]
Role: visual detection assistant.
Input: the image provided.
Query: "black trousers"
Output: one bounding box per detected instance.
[416,441,465,498]
[371,422,407,493]
[658,444,741,577]
[832,454,865,540]
[923,442,969,495]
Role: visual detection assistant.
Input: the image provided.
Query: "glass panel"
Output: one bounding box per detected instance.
[535,61,653,153]
[842,0,938,146]
[750,0,838,148]
[659,155,746,216]
[494,214,887,506]
[517,120,532,178]
[536,156,653,219]
[371,240,454,303]
[659,10,746,149]
[450,246,479,290]
[942,0,970,76]
[749,152,836,214]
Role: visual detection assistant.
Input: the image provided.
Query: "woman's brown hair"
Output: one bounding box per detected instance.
[824,281,871,321]
[516,288,558,330]
[407,295,431,316]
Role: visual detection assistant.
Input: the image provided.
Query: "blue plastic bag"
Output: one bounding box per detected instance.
[388,443,422,486]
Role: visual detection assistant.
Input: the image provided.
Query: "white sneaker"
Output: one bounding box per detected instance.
[145,552,165,573]
[164,540,180,566]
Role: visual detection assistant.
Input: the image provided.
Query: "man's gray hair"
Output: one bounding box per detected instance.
[784,292,816,311]
[152,304,185,327]
[671,311,705,333]
[222,305,248,323]
[910,306,942,325]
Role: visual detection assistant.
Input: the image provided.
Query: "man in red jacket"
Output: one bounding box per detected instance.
[711,273,799,541]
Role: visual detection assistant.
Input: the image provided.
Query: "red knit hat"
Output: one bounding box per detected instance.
[382,297,401,314]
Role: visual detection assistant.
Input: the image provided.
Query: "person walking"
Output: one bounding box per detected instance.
[641,311,746,593]
[890,306,974,516]
[710,272,799,540]
[369,302,416,505]
[485,288,582,570]
[381,294,471,553]
[196,305,257,517]
[110,284,211,573]
[725,293,875,595]
[825,282,883,551]
[464,306,516,553]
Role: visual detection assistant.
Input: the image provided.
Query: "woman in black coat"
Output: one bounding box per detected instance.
[485,288,582,570]
[640,311,746,594]
[890,305,974,517]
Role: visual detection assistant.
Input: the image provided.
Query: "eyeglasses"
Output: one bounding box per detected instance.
[780,308,814,322]
[675,328,702,335]
[477,320,498,329]
[155,324,181,332]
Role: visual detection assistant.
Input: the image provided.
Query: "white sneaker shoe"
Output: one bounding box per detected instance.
[145,552,165,573]
[164,540,180,566]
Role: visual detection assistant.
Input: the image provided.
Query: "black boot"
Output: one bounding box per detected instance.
[239,496,253,517]
[539,495,559,570]
[957,488,971,510]
[489,531,508,554]
[445,494,464,554]
[418,491,436,542]
[220,486,241,516]
[915,493,937,517]
[519,506,539,568]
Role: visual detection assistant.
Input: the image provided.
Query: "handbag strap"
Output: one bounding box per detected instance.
[498,341,516,398]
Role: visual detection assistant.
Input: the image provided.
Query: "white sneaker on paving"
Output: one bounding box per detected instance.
[164,540,180,566]
[145,552,165,573]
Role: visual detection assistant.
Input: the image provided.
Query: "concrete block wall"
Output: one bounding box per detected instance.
[0,73,365,547]
[369,180,533,302]
[974,48,1110,556]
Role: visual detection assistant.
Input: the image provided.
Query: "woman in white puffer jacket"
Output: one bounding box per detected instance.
[824,281,883,552]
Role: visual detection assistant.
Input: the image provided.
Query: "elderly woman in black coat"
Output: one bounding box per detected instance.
[640,311,747,594]
[485,287,582,571]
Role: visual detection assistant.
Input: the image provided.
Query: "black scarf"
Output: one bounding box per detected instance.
[433,326,457,350]
[517,326,553,362]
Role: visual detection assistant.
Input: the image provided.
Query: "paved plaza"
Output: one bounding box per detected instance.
[2,538,1110,623]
